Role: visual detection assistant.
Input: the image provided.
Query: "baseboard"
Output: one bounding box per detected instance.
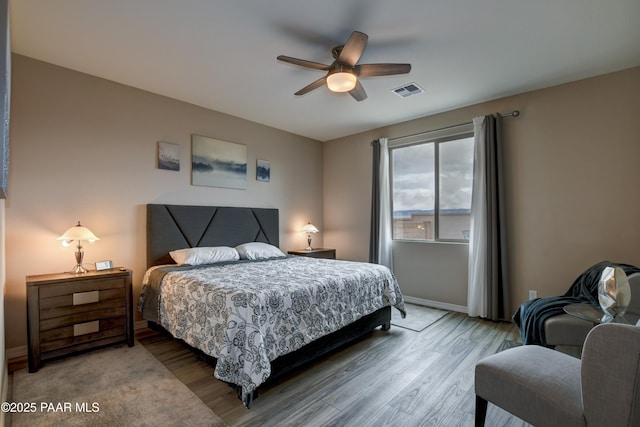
[403,295,468,313]
[135,320,148,330]
[6,345,26,360]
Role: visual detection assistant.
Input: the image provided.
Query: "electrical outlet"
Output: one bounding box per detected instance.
[528,290,538,300]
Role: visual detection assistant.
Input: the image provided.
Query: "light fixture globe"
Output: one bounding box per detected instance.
[326,69,357,93]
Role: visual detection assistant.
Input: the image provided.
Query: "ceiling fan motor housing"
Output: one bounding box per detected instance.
[277,31,411,101]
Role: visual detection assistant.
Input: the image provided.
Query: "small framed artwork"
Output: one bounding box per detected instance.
[158,141,180,171]
[256,159,270,182]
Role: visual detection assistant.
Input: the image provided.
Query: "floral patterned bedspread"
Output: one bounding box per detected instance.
[138,256,405,402]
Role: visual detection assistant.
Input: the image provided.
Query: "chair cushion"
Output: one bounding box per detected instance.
[475,345,585,427]
[544,313,593,346]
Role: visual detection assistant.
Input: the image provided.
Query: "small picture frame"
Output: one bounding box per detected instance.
[158,141,180,171]
[96,260,113,271]
[257,159,270,182]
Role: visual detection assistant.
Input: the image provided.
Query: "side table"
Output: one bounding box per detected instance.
[564,303,639,325]
[26,268,133,372]
[288,248,336,259]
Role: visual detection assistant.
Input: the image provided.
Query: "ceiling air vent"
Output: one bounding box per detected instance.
[392,82,424,98]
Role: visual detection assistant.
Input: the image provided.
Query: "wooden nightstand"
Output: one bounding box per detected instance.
[288,248,336,259]
[26,268,133,372]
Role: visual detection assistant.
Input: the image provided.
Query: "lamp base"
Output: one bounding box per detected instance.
[71,264,89,274]
[307,235,313,251]
[71,248,88,274]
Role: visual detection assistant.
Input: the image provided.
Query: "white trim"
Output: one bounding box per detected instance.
[389,123,474,147]
[403,295,468,314]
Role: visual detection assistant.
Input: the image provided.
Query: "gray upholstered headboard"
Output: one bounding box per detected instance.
[147,204,279,267]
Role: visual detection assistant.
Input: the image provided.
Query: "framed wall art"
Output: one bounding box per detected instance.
[157,141,180,171]
[191,135,247,190]
[256,159,270,182]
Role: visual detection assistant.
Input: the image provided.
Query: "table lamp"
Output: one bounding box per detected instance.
[301,222,319,251]
[58,221,99,274]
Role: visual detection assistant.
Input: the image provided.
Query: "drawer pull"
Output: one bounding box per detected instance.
[73,291,99,305]
[74,321,100,336]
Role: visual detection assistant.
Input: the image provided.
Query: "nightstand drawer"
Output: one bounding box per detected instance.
[26,269,133,372]
[40,305,127,330]
[39,277,125,299]
[39,288,126,320]
[40,318,127,355]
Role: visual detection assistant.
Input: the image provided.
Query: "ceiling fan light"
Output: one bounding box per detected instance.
[326,71,357,92]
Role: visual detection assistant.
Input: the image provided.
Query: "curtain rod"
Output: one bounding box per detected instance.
[385,110,520,143]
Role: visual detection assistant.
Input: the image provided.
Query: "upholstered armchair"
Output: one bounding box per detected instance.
[474,323,640,426]
[544,272,640,347]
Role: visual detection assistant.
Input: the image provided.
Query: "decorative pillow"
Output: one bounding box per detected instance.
[169,246,239,265]
[235,242,285,260]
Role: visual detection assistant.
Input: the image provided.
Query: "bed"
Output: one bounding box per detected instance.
[138,204,405,407]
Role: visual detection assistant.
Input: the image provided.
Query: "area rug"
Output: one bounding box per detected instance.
[391,303,449,332]
[10,342,227,427]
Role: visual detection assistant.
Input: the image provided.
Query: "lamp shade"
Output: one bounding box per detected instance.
[57,221,99,274]
[57,221,99,242]
[301,223,319,234]
[326,71,357,92]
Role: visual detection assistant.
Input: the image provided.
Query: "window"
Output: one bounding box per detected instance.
[391,132,474,242]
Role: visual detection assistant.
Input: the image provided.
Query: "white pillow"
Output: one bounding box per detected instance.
[235,242,285,260]
[169,246,239,265]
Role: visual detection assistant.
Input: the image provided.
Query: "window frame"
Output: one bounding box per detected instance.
[389,125,474,244]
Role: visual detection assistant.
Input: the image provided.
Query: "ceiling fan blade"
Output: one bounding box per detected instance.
[349,80,367,102]
[277,55,330,71]
[294,76,327,96]
[355,63,412,77]
[337,31,368,66]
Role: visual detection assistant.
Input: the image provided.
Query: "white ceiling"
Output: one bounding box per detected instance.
[9,0,640,141]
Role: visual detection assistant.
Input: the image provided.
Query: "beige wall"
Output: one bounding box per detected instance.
[324,66,640,313]
[5,55,324,350]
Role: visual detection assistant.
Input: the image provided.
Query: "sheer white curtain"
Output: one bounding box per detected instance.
[468,117,488,317]
[468,115,510,320]
[369,137,393,269]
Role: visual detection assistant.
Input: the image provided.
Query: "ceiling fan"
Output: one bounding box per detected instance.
[277,31,411,102]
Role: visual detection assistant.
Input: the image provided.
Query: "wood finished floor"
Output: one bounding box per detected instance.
[137,311,537,427]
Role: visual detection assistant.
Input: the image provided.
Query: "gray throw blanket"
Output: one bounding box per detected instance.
[512,261,640,346]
